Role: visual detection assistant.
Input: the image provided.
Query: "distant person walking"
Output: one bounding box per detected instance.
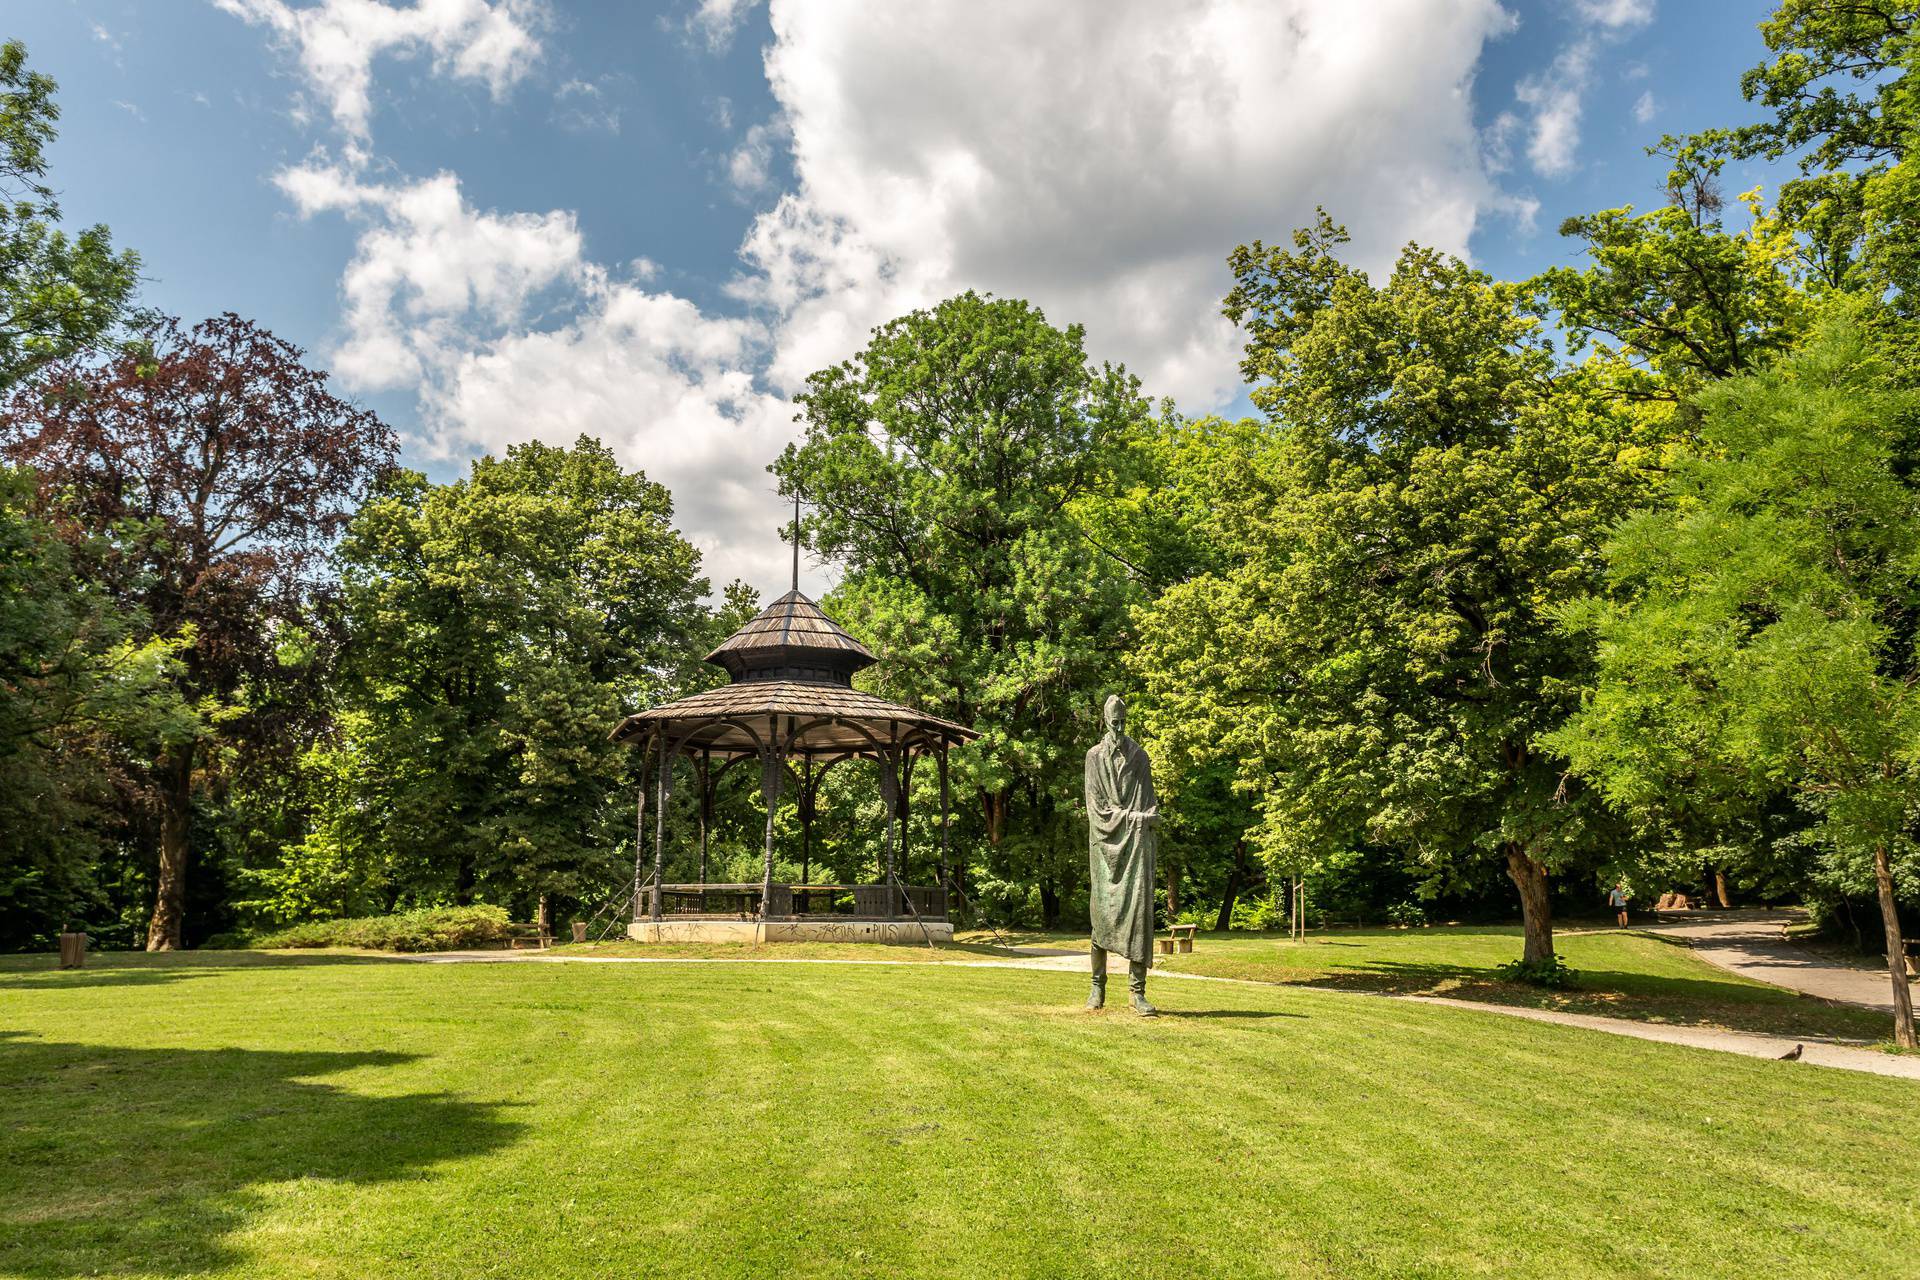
[1608,882,1630,928]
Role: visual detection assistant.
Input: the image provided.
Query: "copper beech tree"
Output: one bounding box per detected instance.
[0,313,395,949]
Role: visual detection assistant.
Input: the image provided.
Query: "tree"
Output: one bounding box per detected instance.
[773,292,1151,926]
[0,40,140,392]
[285,438,713,919]
[1133,216,1658,964]
[1549,307,1919,1046]
[0,314,396,948]
[0,466,188,948]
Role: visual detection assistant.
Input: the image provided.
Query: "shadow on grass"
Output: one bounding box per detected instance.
[0,1030,522,1277]
[1157,1009,1304,1020]
[0,951,406,991]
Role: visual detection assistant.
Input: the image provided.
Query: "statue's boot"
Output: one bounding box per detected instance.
[1087,944,1107,1009]
[1128,959,1158,1017]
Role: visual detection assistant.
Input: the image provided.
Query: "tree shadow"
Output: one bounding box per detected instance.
[0,1031,523,1277]
[0,951,407,991]
[1156,1009,1304,1020]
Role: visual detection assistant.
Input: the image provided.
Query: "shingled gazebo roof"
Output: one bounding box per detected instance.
[611,587,976,760]
[704,589,876,683]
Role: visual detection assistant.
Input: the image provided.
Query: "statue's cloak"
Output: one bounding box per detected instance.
[1085,733,1157,963]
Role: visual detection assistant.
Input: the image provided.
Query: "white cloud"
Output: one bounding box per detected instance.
[278,162,803,588]
[1632,89,1656,124]
[554,77,621,134]
[277,0,1541,591]
[687,0,765,52]
[212,0,546,140]
[726,118,786,195]
[736,0,1516,410]
[1502,0,1653,179]
[1574,0,1654,28]
[1514,38,1594,178]
[276,162,583,389]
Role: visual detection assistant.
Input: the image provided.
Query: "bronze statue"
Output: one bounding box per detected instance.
[1085,693,1158,1016]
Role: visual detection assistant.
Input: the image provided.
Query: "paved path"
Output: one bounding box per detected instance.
[406,947,1920,1082]
[1636,909,1897,1013]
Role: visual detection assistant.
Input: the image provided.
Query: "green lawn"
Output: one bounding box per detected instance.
[1155,925,1896,1044]
[3,951,1916,1278]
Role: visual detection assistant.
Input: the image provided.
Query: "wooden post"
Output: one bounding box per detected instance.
[631,739,651,922]
[758,716,783,925]
[58,931,86,969]
[652,747,671,921]
[880,751,900,919]
[799,757,814,886]
[697,752,711,888]
[938,746,952,912]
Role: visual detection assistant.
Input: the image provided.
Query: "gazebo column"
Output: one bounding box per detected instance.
[896,752,914,889]
[631,737,652,922]
[697,752,712,890]
[878,751,900,919]
[651,745,672,921]
[798,757,816,887]
[938,745,952,913]
[758,717,784,925]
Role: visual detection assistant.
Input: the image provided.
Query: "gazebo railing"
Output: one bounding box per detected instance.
[641,882,948,922]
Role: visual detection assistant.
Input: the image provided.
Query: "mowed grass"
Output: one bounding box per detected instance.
[3,952,1917,1278]
[1156,925,1894,1044]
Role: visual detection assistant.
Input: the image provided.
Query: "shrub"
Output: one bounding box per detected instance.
[1385,900,1427,928]
[252,905,513,953]
[1495,955,1581,989]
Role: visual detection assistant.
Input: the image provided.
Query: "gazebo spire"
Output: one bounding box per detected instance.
[790,491,800,593]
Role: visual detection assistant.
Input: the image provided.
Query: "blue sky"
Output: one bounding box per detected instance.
[15,0,1784,590]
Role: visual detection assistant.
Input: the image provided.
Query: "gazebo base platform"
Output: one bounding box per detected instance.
[627,918,953,945]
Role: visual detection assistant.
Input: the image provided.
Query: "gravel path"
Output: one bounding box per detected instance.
[405,945,1920,1082]
[1636,909,1898,1012]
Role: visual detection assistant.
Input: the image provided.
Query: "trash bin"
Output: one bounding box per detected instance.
[58,931,87,969]
[571,921,589,944]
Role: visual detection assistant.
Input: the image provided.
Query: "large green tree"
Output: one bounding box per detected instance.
[773,292,1150,925]
[1133,218,1659,963]
[0,40,139,392]
[0,466,187,948]
[2,314,396,949]
[278,438,713,920]
[1549,308,1919,1046]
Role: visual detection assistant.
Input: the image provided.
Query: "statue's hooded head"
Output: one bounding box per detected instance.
[1103,694,1127,739]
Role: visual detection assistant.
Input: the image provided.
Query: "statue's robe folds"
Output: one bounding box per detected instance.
[1085,733,1157,964]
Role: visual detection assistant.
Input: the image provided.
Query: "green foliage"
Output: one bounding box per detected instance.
[1550,305,1920,923]
[774,292,1151,921]
[1385,900,1428,929]
[243,904,513,952]
[278,437,715,921]
[0,40,140,391]
[0,465,189,948]
[1138,215,1663,959]
[1495,955,1581,989]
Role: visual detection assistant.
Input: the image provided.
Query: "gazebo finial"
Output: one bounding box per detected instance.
[790,491,800,593]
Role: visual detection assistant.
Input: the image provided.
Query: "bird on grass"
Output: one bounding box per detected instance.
[1778,1043,1804,1061]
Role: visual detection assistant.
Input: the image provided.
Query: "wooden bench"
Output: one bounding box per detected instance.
[508,922,552,950]
[1162,923,1198,955]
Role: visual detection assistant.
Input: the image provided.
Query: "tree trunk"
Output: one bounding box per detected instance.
[1165,861,1180,919]
[1038,875,1060,930]
[1215,838,1247,933]
[1504,844,1554,964]
[981,788,1009,847]
[454,855,475,907]
[1872,844,1917,1049]
[1713,866,1732,909]
[145,743,194,952]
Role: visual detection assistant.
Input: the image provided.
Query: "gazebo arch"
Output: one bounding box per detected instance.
[610,584,977,944]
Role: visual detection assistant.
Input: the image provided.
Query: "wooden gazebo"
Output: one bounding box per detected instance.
[610,582,977,943]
